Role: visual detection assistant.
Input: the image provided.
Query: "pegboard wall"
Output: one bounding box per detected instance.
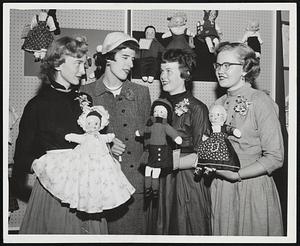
[132,9,275,99]
[7,7,275,231]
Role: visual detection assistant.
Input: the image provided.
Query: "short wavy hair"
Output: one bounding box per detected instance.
[214,42,260,84]
[39,36,88,84]
[161,49,196,82]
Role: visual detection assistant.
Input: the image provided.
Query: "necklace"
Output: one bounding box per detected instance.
[103,81,123,92]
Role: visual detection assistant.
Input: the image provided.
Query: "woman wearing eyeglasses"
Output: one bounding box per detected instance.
[209,42,284,235]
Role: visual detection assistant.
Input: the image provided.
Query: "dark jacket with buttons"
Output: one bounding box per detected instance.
[80,78,151,193]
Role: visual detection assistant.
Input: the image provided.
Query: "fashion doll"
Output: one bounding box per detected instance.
[194,105,241,177]
[162,12,195,52]
[136,99,182,199]
[139,25,165,83]
[197,10,222,53]
[241,20,263,58]
[22,9,58,62]
[32,105,135,213]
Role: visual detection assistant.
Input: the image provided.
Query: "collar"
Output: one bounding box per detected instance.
[94,75,131,96]
[166,90,191,106]
[227,83,251,97]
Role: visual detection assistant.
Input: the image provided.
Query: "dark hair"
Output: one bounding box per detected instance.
[150,99,173,124]
[104,40,139,61]
[144,25,156,34]
[87,110,102,121]
[203,10,219,21]
[161,49,196,82]
[39,36,88,84]
[214,42,260,84]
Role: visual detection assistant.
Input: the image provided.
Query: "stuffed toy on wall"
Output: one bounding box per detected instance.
[241,20,263,58]
[194,105,241,177]
[32,104,135,213]
[136,98,182,199]
[139,25,165,83]
[162,12,195,52]
[21,9,59,62]
[196,10,222,53]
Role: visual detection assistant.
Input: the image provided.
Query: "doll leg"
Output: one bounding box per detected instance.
[205,37,214,53]
[212,38,220,50]
[144,166,153,198]
[151,168,161,199]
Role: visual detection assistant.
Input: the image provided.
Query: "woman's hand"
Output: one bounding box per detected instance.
[216,170,240,182]
[111,137,126,156]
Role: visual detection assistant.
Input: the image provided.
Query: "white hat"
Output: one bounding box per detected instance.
[101,32,139,54]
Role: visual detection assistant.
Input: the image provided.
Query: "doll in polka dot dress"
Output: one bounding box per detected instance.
[194,104,241,177]
[22,9,57,62]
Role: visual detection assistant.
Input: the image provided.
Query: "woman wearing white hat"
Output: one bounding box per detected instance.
[81,32,151,234]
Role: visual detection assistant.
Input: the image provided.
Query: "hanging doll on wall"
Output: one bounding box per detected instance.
[21,9,59,62]
[32,105,135,213]
[241,20,263,58]
[194,105,241,178]
[139,25,165,83]
[162,12,195,52]
[196,10,222,53]
[89,45,106,81]
[136,99,182,199]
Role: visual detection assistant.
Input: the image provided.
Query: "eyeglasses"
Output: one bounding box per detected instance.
[213,62,243,71]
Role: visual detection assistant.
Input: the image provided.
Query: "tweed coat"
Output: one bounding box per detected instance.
[81,77,151,234]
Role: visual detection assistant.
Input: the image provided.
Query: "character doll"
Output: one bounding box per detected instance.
[162,12,195,52]
[194,105,241,177]
[22,9,58,62]
[139,25,165,83]
[136,99,182,199]
[197,10,222,53]
[32,105,135,213]
[89,45,106,81]
[241,20,263,58]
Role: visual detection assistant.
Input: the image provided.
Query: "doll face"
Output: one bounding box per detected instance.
[85,115,101,132]
[249,21,259,31]
[153,105,168,119]
[209,11,217,21]
[209,106,227,125]
[145,27,156,39]
[108,48,135,81]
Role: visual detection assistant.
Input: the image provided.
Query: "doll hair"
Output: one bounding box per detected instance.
[161,49,196,82]
[214,42,260,84]
[103,41,139,62]
[203,10,219,21]
[87,110,102,121]
[144,25,156,34]
[39,36,89,84]
[150,98,173,124]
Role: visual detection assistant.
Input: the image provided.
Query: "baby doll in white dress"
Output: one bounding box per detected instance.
[32,105,135,213]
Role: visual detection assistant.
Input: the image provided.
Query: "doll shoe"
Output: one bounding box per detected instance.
[144,187,153,198]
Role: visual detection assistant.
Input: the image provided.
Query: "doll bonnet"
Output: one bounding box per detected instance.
[77,105,110,131]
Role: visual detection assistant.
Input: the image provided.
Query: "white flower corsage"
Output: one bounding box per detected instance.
[74,94,91,110]
[234,95,252,116]
[174,98,190,116]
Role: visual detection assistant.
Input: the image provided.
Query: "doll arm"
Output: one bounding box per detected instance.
[185,28,196,37]
[30,15,38,29]
[101,133,115,143]
[47,16,56,32]
[241,31,249,43]
[223,125,242,138]
[162,30,172,39]
[65,133,86,144]
[165,124,182,144]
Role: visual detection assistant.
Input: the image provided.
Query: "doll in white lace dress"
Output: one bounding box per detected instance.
[32,105,135,213]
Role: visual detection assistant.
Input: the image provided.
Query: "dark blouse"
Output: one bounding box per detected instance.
[13,85,90,178]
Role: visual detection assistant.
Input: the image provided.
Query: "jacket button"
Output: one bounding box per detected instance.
[122,109,125,113]
[123,123,127,127]
[158,148,161,151]
[127,151,131,155]
[158,158,161,161]
[130,165,134,168]
[125,137,128,141]
[118,97,123,101]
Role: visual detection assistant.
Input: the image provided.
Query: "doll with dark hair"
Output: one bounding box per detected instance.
[139,26,165,83]
[136,98,182,199]
[32,105,135,213]
[197,10,222,53]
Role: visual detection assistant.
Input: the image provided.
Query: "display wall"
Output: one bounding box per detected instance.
[8,8,276,230]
